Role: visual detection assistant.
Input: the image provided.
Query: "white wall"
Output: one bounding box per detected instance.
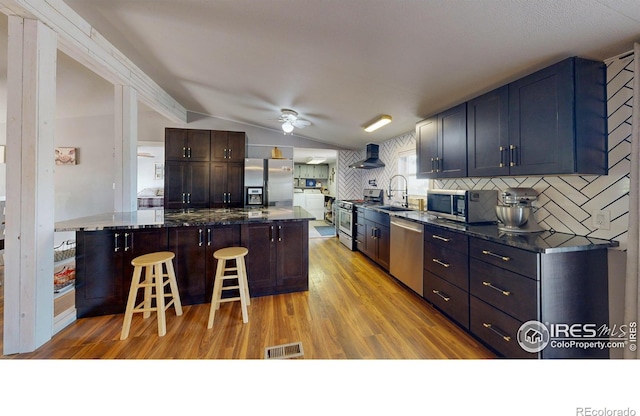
[54,115,115,221]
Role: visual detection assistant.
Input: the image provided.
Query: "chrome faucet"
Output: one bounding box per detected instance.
[387,174,408,207]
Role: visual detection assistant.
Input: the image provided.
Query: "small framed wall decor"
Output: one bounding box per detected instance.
[55,147,77,165]
[154,163,164,180]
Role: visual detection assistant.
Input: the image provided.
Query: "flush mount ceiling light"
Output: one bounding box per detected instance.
[364,115,392,132]
[306,157,326,164]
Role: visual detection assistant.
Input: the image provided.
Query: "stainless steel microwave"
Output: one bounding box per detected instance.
[426,189,498,223]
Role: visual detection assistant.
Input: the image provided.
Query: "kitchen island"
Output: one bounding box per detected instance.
[56,207,314,317]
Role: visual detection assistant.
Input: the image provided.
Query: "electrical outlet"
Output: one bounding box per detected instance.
[592,210,610,230]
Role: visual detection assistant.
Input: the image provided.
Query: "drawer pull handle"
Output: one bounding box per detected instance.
[432,258,450,268]
[482,250,510,261]
[483,323,511,342]
[432,289,451,302]
[482,281,511,296]
[432,234,451,242]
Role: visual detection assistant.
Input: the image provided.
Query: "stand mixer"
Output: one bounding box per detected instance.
[496,187,544,233]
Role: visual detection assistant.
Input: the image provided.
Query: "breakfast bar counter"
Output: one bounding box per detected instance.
[60,207,314,318]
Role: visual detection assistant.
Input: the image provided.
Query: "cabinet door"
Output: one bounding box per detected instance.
[186,162,210,208]
[164,162,187,209]
[75,230,124,318]
[186,129,211,161]
[363,220,378,261]
[438,103,467,178]
[242,223,277,296]
[123,228,170,303]
[467,86,509,177]
[508,58,574,175]
[169,226,207,305]
[209,162,228,207]
[275,221,309,290]
[416,116,438,179]
[226,162,245,208]
[226,132,246,161]
[165,128,187,161]
[205,225,241,300]
[210,131,228,161]
[376,223,390,270]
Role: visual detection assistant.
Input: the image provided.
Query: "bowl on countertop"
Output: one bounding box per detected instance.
[496,205,530,228]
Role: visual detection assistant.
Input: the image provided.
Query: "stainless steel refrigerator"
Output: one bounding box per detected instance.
[244,158,294,207]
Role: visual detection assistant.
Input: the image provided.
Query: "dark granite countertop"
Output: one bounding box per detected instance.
[55,206,315,232]
[364,206,619,254]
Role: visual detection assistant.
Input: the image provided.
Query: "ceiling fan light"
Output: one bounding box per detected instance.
[282,120,294,134]
[364,115,392,132]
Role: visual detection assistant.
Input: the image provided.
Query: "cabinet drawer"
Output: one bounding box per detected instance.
[470,258,538,322]
[469,238,538,279]
[364,209,390,226]
[424,241,469,290]
[424,270,469,329]
[424,226,468,254]
[470,296,537,359]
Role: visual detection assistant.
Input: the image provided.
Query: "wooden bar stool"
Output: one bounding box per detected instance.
[120,251,183,340]
[208,247,250,328]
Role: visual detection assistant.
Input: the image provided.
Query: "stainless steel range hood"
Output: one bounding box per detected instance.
[349,143,386,169]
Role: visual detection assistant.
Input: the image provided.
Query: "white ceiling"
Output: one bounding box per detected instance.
[3,1,640,152]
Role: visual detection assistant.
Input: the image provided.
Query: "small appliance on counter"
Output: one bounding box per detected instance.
[426,189,497,223]
[496,187,544,233]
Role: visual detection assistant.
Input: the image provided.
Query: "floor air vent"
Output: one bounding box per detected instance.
[264,342,304,359]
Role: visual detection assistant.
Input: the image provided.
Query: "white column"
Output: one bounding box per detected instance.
[4,17,57,354]
[114,85,138,212]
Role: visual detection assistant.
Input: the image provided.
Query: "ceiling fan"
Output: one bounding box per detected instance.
[277,109,311,134]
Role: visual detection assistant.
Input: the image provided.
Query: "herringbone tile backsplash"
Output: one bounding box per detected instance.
[338,54,633,249]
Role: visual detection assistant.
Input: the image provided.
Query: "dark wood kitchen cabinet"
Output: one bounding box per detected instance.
[241,221,309,297]
[422,225,470,329]
[210,161,244,208]
[468,237,609,359]
[211,131,246,162]
[75,228,168,318]
[506,57,607,176]
[164,161,210,209]
[165,128,246,209]
[467,86,510,177]
[417,103,467,179]
[168,225,241,305]
[165,128,211,161]
[360,208,390,270]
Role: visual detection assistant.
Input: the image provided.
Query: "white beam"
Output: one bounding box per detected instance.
[114,85,138,213]
[0,0,188,124]
[4,16,57,354]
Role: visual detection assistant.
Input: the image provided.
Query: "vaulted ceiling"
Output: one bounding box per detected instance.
[4,1,640,150]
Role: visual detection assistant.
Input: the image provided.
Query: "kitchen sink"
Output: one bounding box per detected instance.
[377,205,413,212]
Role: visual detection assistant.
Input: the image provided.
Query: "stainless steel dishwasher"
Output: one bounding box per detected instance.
[390,217,424,296]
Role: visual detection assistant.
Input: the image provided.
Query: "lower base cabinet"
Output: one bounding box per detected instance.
[241,221,309,297]
[74,220,308,317]
[75,228,168,318]
[168,225,241,305]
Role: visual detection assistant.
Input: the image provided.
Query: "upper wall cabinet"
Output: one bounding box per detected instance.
[467,86,509,177]
[507,57,606,176]
[165,128,211,162]
[467,57,607,177]
[417,103,467,179]
[211,131,247,162]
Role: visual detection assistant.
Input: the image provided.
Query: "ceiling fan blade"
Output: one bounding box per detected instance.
[293,119,311,128]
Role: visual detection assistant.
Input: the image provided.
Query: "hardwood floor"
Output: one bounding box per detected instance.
[0,237,495,359]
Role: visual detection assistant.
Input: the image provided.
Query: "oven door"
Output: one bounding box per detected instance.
[338,206,353,236]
